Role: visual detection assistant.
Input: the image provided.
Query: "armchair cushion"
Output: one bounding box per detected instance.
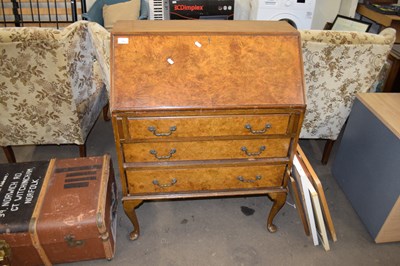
[83,0,148,26]
[299,28,396,140]
[103,0,141,30]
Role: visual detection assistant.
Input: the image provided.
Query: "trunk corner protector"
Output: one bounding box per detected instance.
[96,212,107,233]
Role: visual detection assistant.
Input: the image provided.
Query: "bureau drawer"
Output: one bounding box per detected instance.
[123,138,290,162]
[126,115,290,140]
[126,164,286,194]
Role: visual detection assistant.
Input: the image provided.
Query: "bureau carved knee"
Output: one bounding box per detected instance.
[266,192,287,233]
[123,199,143,240]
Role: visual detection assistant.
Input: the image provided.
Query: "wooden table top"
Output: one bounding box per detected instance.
[357,4,400,26]
[357,93,400,138]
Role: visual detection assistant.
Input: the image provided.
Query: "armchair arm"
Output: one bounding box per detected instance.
[61,21,109,139]
[87,22,111,94]
[300,28,396,45]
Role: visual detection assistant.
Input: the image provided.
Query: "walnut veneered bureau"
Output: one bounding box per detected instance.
[110,20,305,240]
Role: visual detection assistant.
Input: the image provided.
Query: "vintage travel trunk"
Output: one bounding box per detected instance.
[0,155,117,266]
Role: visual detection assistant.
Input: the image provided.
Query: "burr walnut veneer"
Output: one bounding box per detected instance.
[110,20,305,240]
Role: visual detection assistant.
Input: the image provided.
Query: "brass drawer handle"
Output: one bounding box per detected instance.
[241,146,266,156]
[153,178,177,188]
[244,123,271,134]
[237,175,262,183]
[148,125,177,136]
[150,148,176,160]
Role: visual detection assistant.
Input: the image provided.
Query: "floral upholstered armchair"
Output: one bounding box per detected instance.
[0,21,111,162]
[299,28,396,164]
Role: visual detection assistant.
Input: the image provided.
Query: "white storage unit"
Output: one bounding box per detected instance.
[249,0,316,29]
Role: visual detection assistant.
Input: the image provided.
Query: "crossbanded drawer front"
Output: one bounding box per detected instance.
[126,115,290,140]
[123,138,290,162]
[126,165,286,194]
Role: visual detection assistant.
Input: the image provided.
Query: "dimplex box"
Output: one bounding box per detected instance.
[169,0,234,20]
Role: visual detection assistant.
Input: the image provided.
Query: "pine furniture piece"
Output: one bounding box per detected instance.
[357,4,400,43]
[332,93,400,243]
[382,44,400,93]
[110,20,305,240]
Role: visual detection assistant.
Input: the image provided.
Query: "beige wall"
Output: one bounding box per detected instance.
[235,0,251,20]
[339,0,358,17]
[312,0,341,29]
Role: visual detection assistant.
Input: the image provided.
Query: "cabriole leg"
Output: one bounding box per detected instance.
[321,139,335,165]
[78,144,86,157]
[266,192,287,233]
[103,103,111,121]
[123,199,143,240]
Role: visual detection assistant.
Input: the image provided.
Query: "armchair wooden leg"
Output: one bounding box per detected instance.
[2,146,16,163]
[103,103,110,121]
[79,144,87,157]
[321,140,335,165]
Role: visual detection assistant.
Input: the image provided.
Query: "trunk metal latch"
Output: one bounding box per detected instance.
[64,234,85,247]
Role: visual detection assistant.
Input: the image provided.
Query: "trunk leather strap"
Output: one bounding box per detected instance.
[28,159,56,266]
[97,155,116,260]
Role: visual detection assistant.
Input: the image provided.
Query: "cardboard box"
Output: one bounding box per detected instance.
[169,0,234,20]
